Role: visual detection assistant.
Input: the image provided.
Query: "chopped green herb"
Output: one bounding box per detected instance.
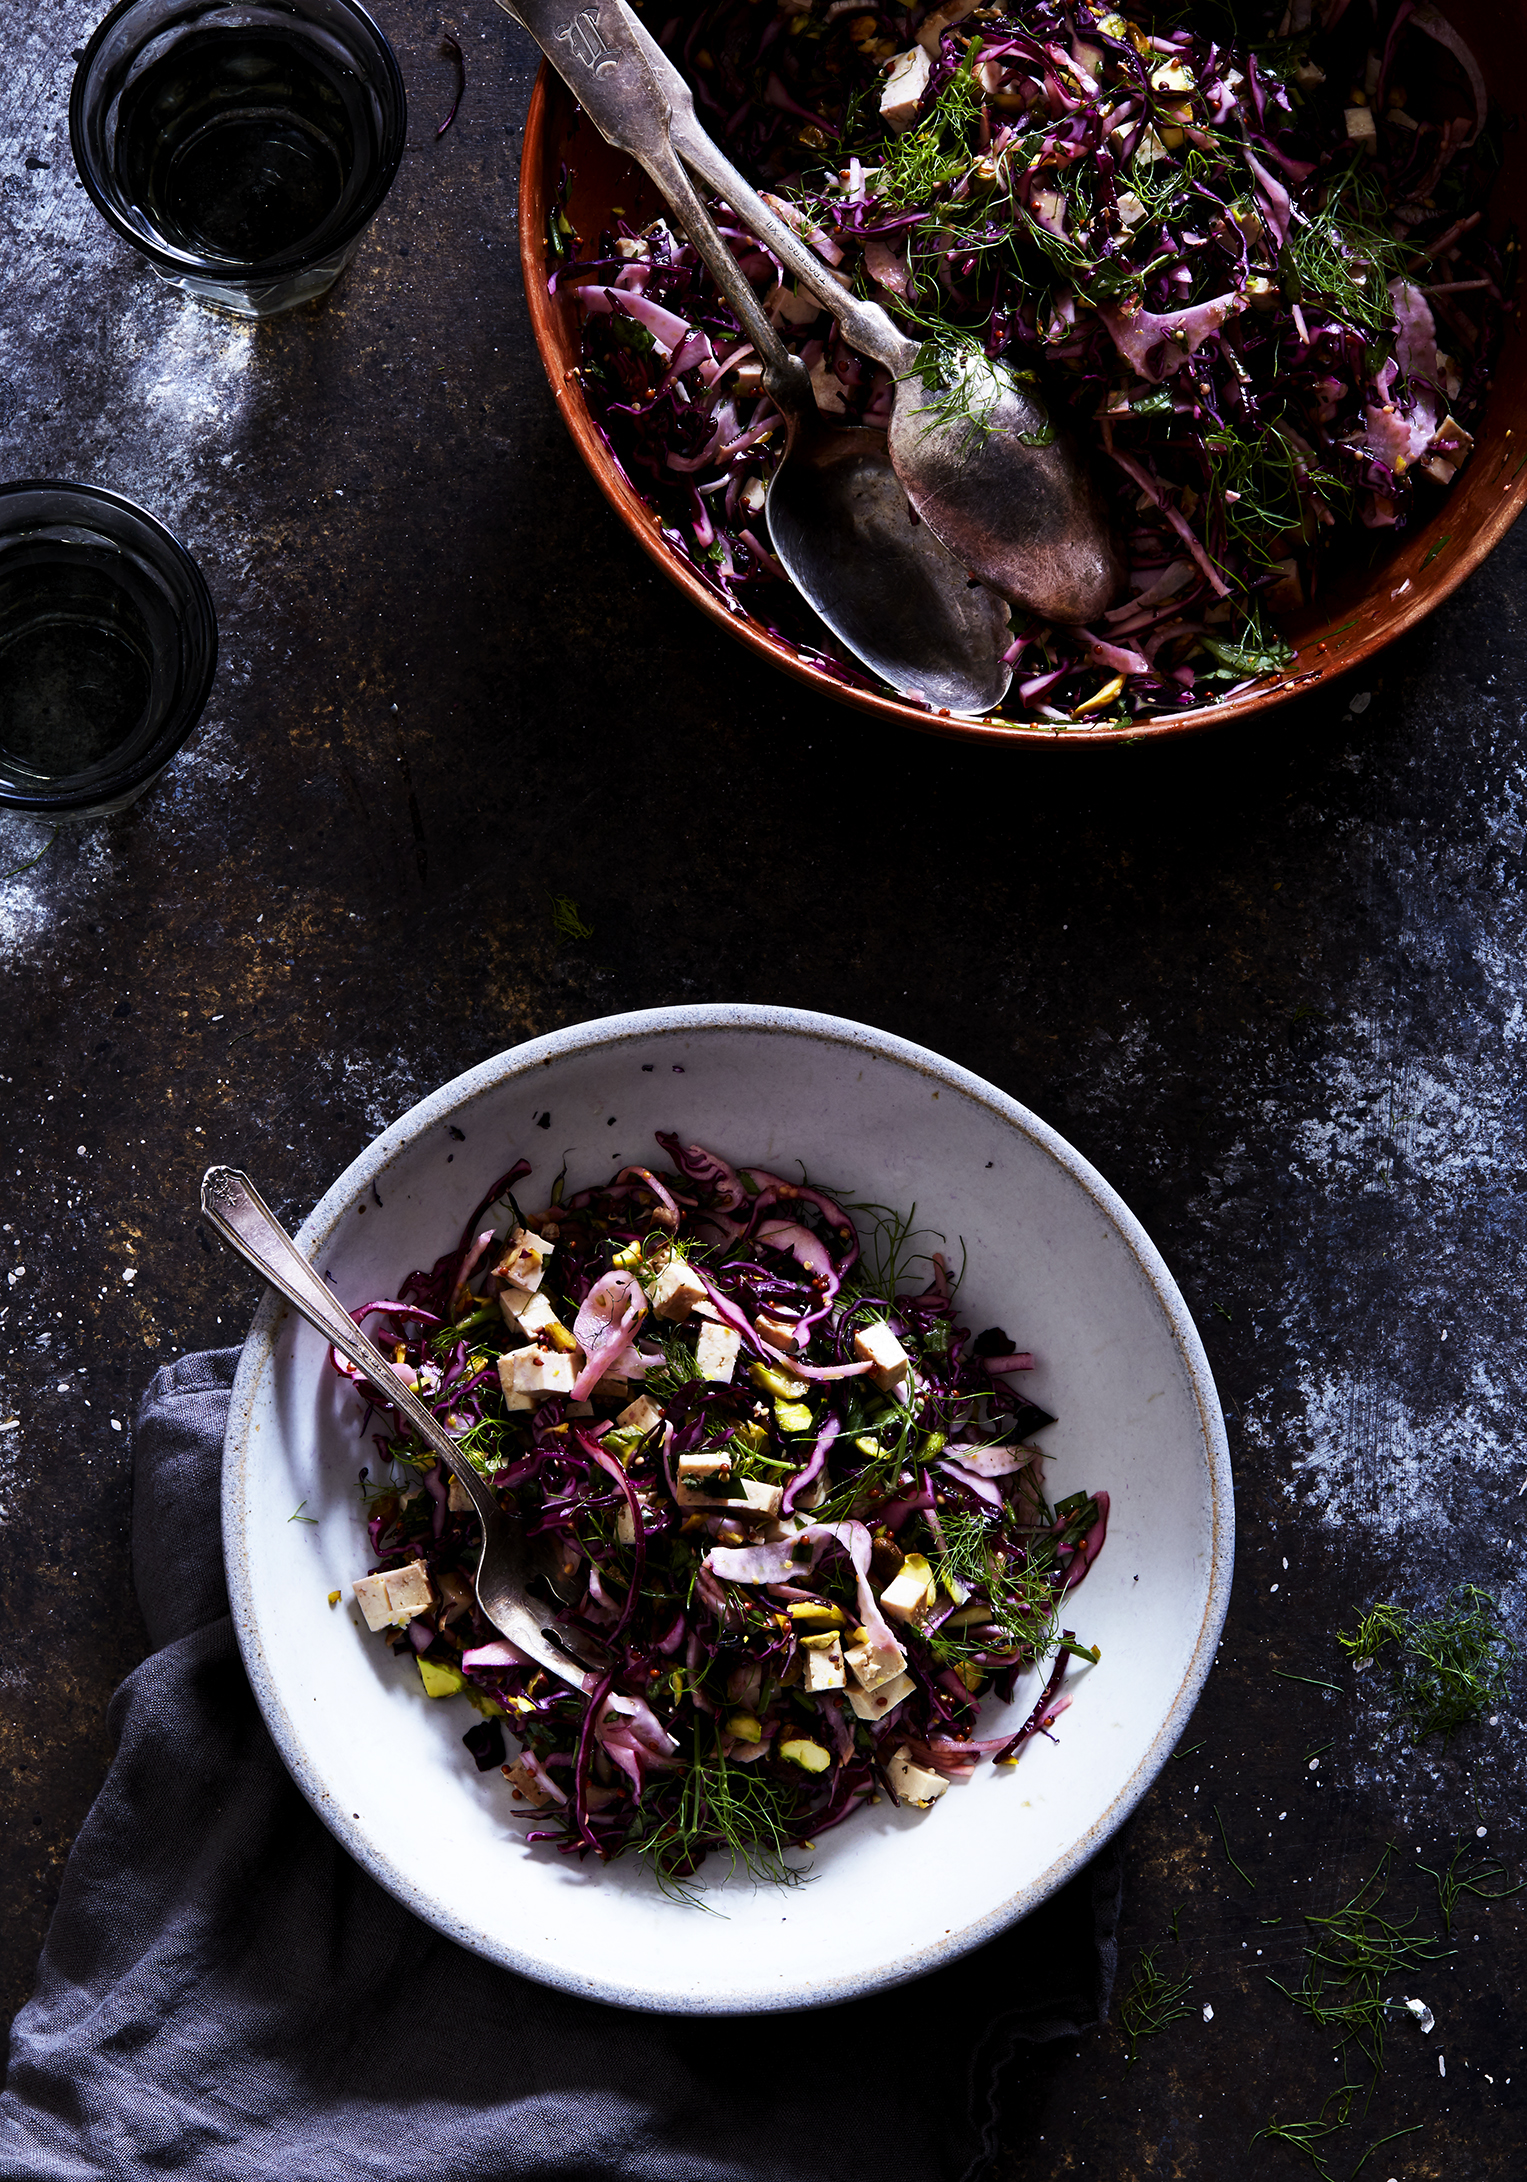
[1120,1941,1194,2066]
[548,893,594,943]
[1212,1802,1256,1891]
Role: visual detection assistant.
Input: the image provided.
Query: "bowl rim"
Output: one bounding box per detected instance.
[222,1002,1235,2012]
[518,58,1527,749]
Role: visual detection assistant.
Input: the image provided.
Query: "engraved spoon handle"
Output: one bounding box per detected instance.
[200,1166,588,1689]
[613,0,919,376]
[492,0,811,413]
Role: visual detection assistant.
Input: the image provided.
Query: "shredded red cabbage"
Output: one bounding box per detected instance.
[345,1136,1104,1891]
[553,0,1506,725]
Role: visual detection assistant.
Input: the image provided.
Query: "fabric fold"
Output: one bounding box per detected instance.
[0,1350,1121,2182]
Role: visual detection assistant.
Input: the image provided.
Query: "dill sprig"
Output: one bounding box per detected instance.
[1212,1802,1256,1891]
[1119,1936,1194,2066]
[838,1194,955,1302]
[643,1327,706,1404]
[1395,1588,1515,1742]
[548,892,594,943]
[871,47,983,211]
[1338,1586,1515,1744]
[1336,1600,1406,1665]
[1283,160,1408,344]
[1415,1841,1524,1936]
[1268,1847,1452,2083]
[1251,2094,1354,2182]
[638,1744,807,1901]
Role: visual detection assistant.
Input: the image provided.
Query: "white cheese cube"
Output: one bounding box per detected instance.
[447,1473,474,1514]
[352,1560,433,1631]
[616,1393,664,1436]
[1344,104,1377,148]
[498,1344,576,1399]
[853,1319,912,1392]
[755,1310,801,1352]
[1115,189,1147,228]
[801,1632,846,1691]
[494,1226,555,1293]
[504,1758,554,1807]
[695,1320,742,1383]
[678,1449,732,1482]
[880,1560,935,1623]
[844,1630,908,1691]
[886,1747,950,1808]
[499,1284,561,1339]
[847,1668,916,1721]
[616,1488,660,1545]
[648,1260,708,1321]
[677,1474,782,1518]
[879,45,930,132]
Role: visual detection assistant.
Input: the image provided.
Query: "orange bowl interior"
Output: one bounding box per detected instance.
[517,6,1527,747]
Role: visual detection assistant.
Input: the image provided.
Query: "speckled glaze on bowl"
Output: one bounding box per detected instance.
[517,0,1527,746]
[222,1004,1233,2013]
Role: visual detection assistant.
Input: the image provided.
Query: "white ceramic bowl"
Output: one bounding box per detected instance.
[223,1004,1232,2013]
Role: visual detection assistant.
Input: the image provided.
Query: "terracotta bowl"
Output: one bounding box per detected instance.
[518,7,1527,747]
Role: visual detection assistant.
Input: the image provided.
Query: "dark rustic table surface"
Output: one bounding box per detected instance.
[2,4,1523,2177]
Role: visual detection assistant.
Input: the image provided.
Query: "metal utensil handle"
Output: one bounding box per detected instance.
[199,1166,501,1530]
[493,0,810,411]
[613,0,919,376]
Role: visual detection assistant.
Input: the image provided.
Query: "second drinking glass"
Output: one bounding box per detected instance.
[70,0,407,319]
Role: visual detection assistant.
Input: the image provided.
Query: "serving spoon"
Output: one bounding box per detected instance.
[616,2,1122,623]
[200,1165,590,1691]
[494,0,1014,714]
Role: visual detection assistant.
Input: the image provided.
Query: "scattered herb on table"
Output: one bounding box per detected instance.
[1120,1931,1194,2067]
[548,893,595,944]
[1338,1585,1515,1743]
[1415,1840,1523,1937]
[1212,1800,1256,1891]
[1267,1845,1452,2085]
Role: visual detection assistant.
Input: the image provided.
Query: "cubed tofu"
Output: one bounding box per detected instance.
[696,1319,742,1383]
[499,1344,577,1398]
[678,1449,732,1482]
[648,1260,708,1321]
[801,1632,846,1691]
[755,1310,801,1351]
[886,1747,950,1808]
[447,1472,474,1514]
[879,1551,937,1623]
[853,1319,912,1393]
[504,1758,554,1807]
[353,1559,433,1631]
[616,1393,664,1436]
[879,45,930,132]
[616,1488,660,1545]
[847,1668,916,1722]
[1344,104,1377,148]
[500,1285,577,1350]
[677,1474,782,1518]
[494,1226,555,1293]
[1115,189,1147,228]
[844,1630,908,1692]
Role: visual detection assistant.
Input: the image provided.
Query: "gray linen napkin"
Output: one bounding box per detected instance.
[0,1350,1121,2182]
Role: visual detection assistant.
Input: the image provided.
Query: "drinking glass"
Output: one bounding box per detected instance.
[70,0,407,319]
[0,482,219,819]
